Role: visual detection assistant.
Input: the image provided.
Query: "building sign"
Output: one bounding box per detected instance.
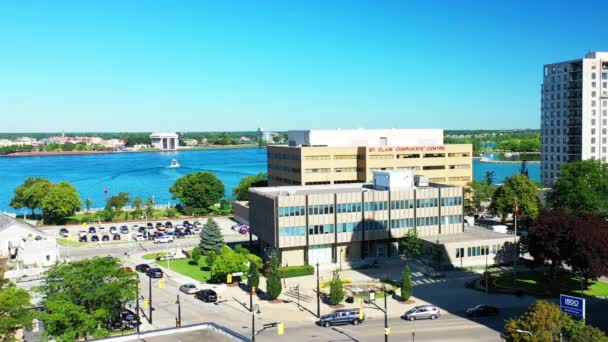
[560,294,585,319]
[368,146,446,153]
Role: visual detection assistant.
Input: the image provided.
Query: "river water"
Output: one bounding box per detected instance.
[0,148,539,213]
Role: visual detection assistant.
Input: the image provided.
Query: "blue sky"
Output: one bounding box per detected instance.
[1,0,608,132]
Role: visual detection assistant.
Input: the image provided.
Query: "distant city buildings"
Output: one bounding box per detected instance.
[257,127,277,144]
[150,132,179,151]
[541,51,608,186]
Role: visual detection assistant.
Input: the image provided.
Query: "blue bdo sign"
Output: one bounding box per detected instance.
[560,294,585,319]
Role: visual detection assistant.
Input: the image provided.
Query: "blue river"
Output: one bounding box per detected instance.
[0,148,539,213]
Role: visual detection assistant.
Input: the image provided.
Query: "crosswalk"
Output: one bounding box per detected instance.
[411,271,447,286]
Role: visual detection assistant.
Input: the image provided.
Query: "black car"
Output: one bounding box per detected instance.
[175,231,185,238]
[88,226,96,234]
[146,268,163,278]
[79,235,88,242]
[165,221,173,228]
[466,305,499,317]
[135,264,150,273]
[195,289,217,302]
[113,234,121,240]
[156,222,164,228]
[121,309,141,328]
[138,227,146,233]
[102,235,110,241]
[147,222,154,229]
[90,235,99,242]
[184,228,192,235]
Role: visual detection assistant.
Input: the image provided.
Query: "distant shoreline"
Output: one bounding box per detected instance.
[0,144,265,157]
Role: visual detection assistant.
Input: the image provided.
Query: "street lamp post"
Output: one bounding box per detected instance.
[148,274,153,324]
[135,274,140,335]
[175,294,181,327]
[251,304,261,342]
[316,262,320,318]
[339,248,343,270]
[369,282,389,342]
[248,272,254,312]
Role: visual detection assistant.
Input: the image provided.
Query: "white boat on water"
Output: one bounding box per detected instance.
[169,159,180,168]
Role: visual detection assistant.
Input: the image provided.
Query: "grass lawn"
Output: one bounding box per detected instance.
[56,238,86,247]
[493,270,608,298]
[142,252,170,260]
[157,256,211,283]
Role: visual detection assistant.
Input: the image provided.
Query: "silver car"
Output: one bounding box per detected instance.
[402,305,440,321]
[179,283,198,294]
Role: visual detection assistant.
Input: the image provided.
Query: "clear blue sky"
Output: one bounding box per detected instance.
[1,0,608,133]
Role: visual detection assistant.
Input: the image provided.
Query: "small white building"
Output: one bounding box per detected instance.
[0,214,59,270]
[257,128,276,144]
[150,132,179,151]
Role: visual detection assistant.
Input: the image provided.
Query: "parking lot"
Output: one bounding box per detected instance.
[46,217,248,245]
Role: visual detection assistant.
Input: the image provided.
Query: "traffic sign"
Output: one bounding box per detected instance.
[277,322,284,335]
[560,294,585,319]
[227,274,233,284]
[385,327,391,335]
[159,279,165,289]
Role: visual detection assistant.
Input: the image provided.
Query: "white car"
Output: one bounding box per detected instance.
[192,227,201,234]
[132,224,140,231]
[154,235,174,244]
[133,233,146,241]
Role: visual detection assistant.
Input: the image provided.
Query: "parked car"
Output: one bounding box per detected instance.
[154,235,174,244]
[239,226,250,234]
[146,268,163,278]
[402,305,440,321]
[98,226,106,233]
[165,221,173,228]
[109,226,118,234]
[192,227,201,234]
[113,234,121,241]
[193,221,201,227]
[231,224,240,231]
[147,222,154,229]
[133,233,146,241]
[101,235,110,241]
[179,283,198,294]
[135,264,150,273]
[319,309,364,327]
[59,228,69,237]
[132,224,139,231]
[195,289,217,302]
[88,226,96,234]
[156,222,164,228]
[466,305,499,317]
[138,227,146,233]
[175,230,185,238]
[90,235,99,242]
[79,235,88,242]
[120,226,129,234]
[120,309,140,328]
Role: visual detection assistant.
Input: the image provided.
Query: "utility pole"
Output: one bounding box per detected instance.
[316,262,320,318]
[135,276,140,335]
[176,294,181,327]
[148,275,153,324]
[485,251,489,296]
[384,285,388,342]
[513,196,518,285]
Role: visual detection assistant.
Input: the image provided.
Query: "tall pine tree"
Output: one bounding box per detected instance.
[266,254,282,300]
[329,270,344,305]
[401,263,412,301]
[199,218,225,255]
[247,260,260,291]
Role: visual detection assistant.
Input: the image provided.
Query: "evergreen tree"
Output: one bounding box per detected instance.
[199,218,225,255]
[247,260,260,291]
[401,263,412,301]
[519,160,529,177]
[329,270,344,305]
[266,254,282,300]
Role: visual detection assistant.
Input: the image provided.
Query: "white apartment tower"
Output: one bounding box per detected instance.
[541,52,608,186]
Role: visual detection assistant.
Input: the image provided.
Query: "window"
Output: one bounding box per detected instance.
[304,155,330,160]
[448,164,469,169]
[448,152,470,157]
[304,168,330,173]
[369,154,394,160]
[423,165,445,170]
[279,206,306,217]
[334,167,357,173]
[423,153,445,158]
[456,248,464,258]
[334,155,357,160]
[397,153,420,159]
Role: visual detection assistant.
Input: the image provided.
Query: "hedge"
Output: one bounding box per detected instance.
[280,265,315,278]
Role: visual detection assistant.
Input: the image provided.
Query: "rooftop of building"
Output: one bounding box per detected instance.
[0,214,48,236]
[287,128,444,147]
[420,226,514,244]
[149,132,179,137]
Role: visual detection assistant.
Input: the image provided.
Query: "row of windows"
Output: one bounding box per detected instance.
[416,198,439,208]
[309,224,334,235]
[364,220,388,231]
[336,202,363,213]
[279,226,307,237]
[390,218,415,229]
[390,199,415,210]
[279,206,306,217]
[441,197,463,206]
[416,216,439,227]
[459,244,502,257]
[308,204,335,215]
[269,153,300,161]
[442,215,463,224]
[338,222,363,233]
[364,201,389,211]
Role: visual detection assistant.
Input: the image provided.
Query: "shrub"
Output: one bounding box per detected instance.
[191,247,201,263]
[329,271,344,305]
[207,251,217,266]
[247,260,260,290]
[165,208,178,218]
[234,244,249,255]
[266,254,282,300]
[280,265,315,278]
[401,263,412,301]
[246,254,263,270]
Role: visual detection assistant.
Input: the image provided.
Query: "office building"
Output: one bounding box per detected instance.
[245,169,512,268]
[267,129,472,188]
[541,52,608,186]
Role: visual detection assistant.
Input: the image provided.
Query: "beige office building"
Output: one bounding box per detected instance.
[267,129,472,188]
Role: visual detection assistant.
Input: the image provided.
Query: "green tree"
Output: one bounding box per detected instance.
[399,229,422,260]
[131,196,143,218]
[232,173,268,201]
[0,284,33,342]
[10,177,52,216]
[571,325,608,342]
[199,218,224,255]
[400,263,412,301]
[85,198,92,213]
[548,160,608,216]
[38,257,136,341]
[191,247,202,264]
[483,171,495,185]
[490,174,539,223]
[519,160,529,177]
[247,260,260,291]
[210,247,248,283]
[266,254,282,300]
[170,172,225,213]
[329,270,344,305]
[105,192,130,219]
[144,197,154,218]
[41,181,82,224]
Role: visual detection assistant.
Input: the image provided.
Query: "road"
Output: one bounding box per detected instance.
[134,272,512,342]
